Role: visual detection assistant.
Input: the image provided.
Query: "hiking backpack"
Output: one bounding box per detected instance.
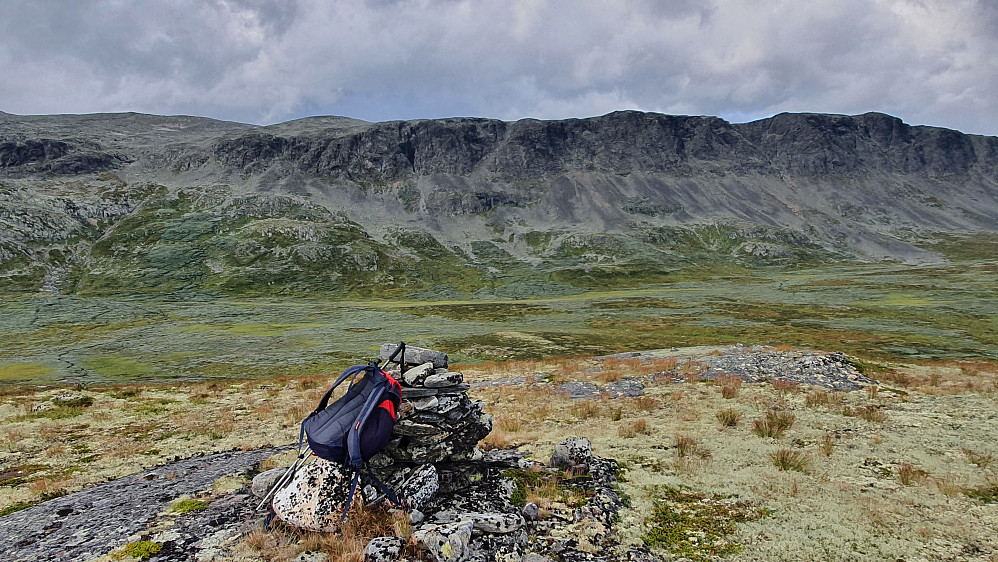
[259,342,406,517]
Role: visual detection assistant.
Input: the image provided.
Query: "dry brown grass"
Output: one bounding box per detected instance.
[820,434,835,457]
[932,474,964,497]
[715,408,741,427]
[753,410,796,439]
[771,380,800,395]
[673,433,712,475]
[496,416,524,433]
[962,448,994,468]
[897,463,929,486]
[771,449,810,472]
[858,405,888,423]
[570,400,601,420]
[619,419,652,438]
[631,396,660,412]
[481,427,510,450]
[235,506,408,562]
[804,390,840,408]
[679,361,705,383]
[647,356,678,373]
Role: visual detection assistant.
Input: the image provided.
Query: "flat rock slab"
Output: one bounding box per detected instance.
[0,447,286,562]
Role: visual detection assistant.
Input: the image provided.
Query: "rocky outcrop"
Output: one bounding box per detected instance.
[0,447,288,561]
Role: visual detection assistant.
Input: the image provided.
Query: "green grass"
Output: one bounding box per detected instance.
[82,356,154,379]
[0,362,53,382]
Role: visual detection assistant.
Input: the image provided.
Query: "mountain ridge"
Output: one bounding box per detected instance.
[1,110,996,297]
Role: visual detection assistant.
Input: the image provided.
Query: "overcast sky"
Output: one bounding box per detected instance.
[1,0,996,135]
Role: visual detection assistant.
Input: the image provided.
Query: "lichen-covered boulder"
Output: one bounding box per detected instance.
[410,521,474,562]
[549,437,593,473]
[272,458,353,532]
[364,536,404,562]
[393,463,439,511]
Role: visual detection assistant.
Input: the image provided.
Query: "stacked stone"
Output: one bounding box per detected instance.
[377,343,492,465]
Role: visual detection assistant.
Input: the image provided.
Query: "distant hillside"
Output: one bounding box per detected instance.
[2,110,996,297]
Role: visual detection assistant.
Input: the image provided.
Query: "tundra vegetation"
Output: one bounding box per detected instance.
[1,344,996,560]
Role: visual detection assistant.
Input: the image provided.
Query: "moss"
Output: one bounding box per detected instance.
[642,485,770,561]
[112,541,163,561]
[171,498,209,513]
[0,502,36,517]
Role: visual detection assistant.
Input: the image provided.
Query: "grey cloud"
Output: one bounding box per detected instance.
[1,0,996,135]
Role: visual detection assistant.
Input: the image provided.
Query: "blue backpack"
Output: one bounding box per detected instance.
[260,342,406,517]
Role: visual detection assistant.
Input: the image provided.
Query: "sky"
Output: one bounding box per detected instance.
[1,0,997,135]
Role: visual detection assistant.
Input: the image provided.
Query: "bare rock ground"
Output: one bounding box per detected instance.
[0,447,286,561]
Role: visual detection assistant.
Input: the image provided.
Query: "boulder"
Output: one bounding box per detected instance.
[251,467,287,498]
[521,502,539,521]
[272,458,354,532]
[394,463,439,512]
[550,437,593,473]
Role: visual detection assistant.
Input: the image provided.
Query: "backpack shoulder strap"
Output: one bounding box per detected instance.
[312,364,368,414]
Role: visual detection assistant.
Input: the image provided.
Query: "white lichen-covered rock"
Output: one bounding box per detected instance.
[549,437,592,472]
[364,536,404,562]
[521,502,540,521]
[396,463,439,511]
[410,521,474,562]
[272,458,353,532]
[423,371,464,388]
[402,363,435,386]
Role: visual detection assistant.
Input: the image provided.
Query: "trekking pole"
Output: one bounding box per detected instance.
[256,448,310,511]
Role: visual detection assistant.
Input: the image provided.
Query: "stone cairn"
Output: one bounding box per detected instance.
[265,344,632,562]
[375,343,493,466]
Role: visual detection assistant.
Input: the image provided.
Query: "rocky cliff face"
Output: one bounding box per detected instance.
[1,110,996,297]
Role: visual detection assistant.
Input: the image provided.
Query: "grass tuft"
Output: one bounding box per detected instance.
[771,449,810,472]
[897,463,929,486]
[858,405,888,423]
[752,410,795,438]
[715,408,741,427]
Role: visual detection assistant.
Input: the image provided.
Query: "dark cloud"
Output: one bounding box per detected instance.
[1,0,996,135]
